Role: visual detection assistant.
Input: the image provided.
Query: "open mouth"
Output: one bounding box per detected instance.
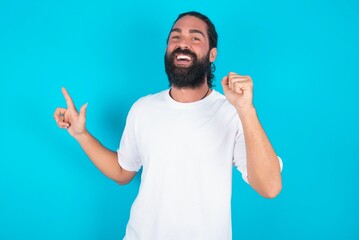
[175,54,193,65]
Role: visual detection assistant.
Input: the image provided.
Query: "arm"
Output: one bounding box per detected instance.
[54,87,136,185]
[222,73,282,198]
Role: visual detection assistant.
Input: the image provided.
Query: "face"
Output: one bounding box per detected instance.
[164,15,217,88]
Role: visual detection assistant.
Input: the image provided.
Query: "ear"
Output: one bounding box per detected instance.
[209,48,217,62]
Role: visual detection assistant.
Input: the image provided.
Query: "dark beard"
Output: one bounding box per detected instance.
[164,48,211,88]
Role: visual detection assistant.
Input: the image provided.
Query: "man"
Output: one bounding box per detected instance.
[54,11,282,240]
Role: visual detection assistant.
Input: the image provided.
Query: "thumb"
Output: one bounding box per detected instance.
[221,75,230,92]
[79,102,88,121]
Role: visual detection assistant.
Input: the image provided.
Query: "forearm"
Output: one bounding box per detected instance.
[238,107,282,198]
[75,131,133,184]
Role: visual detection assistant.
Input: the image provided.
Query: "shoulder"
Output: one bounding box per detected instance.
[128,90,168,115]
[210,90,237,112]
[133,90,167,106]
[210,90,243,127]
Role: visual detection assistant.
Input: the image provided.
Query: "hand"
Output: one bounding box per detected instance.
[54,87,88,138]
[221,72,254,112]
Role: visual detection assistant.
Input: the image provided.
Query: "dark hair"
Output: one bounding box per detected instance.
[167,11,218,88]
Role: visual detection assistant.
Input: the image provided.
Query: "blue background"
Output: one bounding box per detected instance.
[1,0,358,239]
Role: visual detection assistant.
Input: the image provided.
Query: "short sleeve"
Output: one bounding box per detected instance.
[117,106,142,172]
[232,126,249,183]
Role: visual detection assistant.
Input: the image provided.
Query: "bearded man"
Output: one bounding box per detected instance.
[54,11,283,240]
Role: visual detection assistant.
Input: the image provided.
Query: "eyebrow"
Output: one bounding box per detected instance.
[171,28,206,38]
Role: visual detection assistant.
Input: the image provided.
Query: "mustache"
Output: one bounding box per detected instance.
[169,48,197,60]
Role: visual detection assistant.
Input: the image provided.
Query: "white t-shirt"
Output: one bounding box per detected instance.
[117,89,263,240]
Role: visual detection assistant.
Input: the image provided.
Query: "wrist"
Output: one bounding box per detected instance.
[74,129,90,143]
[236,104,257,120]
[237,105,257,122]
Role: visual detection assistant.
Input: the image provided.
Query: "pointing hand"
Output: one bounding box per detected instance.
[54,87,88,138]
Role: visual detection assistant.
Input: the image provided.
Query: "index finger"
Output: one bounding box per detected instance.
[61,87,76,110]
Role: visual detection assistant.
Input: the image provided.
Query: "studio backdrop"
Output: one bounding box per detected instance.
[1,0,358,239]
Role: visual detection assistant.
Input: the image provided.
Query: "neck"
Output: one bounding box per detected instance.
[169,83,211,103]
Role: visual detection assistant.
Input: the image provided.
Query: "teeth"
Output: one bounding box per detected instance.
[176,54,191,61]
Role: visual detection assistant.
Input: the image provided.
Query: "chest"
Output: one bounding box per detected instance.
[135,106,238,168]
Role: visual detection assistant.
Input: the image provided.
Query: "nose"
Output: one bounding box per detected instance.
[178,37,191,49]
[179,43,189,49]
